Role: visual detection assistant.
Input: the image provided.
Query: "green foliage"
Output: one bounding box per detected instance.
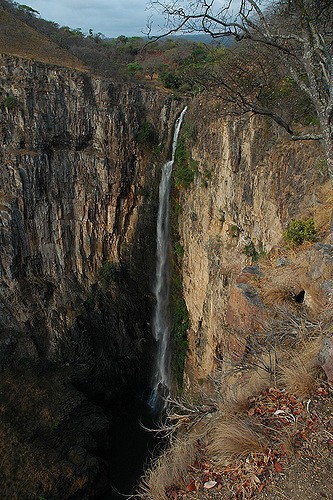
[302,115,320,126]
[18,4,40,16]
[181,122,197,141]
[99,261,118,286]
[229,224,241,238]
[243,241,259,261]
[174,139,197,188]
[283,218,316,246]
[138,185,150,197]
[174,202,182,218]
[136,122,157,147]
[174,241,184,259]
[200,168,212,187]
[171,274,189,390]
[127,61,143,76]
[159,69,182,90]
[153,143,163,158]
[4,95,16,109]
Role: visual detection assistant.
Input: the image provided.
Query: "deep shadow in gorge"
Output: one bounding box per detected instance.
[68,173,165,498]
[99,388,162,499]
[67,267,160,497]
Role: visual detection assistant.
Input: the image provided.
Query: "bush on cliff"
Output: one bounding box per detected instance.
[136,121,157,148]
[283,218,316,246]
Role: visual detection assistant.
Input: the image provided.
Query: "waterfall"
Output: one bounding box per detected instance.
[150,107,187,410]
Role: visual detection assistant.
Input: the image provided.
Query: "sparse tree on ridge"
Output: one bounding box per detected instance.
[147,0,333,179]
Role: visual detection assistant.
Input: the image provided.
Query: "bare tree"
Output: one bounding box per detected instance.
[147,0,333,178]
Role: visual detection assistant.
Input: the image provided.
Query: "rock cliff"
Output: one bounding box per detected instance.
[0,54,178,384]
[175,96,332,384]
[0,54,179,497]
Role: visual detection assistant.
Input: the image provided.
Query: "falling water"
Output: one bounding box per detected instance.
[150,107,187,410]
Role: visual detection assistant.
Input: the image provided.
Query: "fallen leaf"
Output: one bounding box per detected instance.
[204,480,217,489]
[248,407,255,416]
[186,480,196,492]
[274,462,283,473]
[280,443,287,454]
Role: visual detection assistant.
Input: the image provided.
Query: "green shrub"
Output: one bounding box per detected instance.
[243,241,259,261]
[153,143,163,158]
[99,261,118,286]
[181,122,197,141]
[174,202,181,218]
[314,157,329,177]
[136,122,157,147]
[218,209,226,226]
[229,224,241,238]
[171,274,189,390]
[174,241,184,259]
[174,139,197,188]
[283,218,316,246]
[127,61,143,76]
[159,70,182,90]
[4,95,16,109]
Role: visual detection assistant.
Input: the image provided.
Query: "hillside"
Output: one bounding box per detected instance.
[0,7,86,70]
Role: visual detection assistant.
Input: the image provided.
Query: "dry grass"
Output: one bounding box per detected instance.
[206,418,268,467]
[309,179,333,238]
[259,261,304,308]
[222,365,273,415]
[279,336,323,397]
[0,8,86,70]
[138,437,196,500]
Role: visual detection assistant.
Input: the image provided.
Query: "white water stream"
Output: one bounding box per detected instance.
[150,107,187,410]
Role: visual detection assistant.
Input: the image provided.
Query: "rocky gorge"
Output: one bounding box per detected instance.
[0,45,333,500]
[0,53,181,497]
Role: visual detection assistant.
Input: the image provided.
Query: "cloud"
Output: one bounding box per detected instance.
[25,0,155,37]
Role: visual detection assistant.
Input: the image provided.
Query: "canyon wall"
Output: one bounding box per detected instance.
[0,54,179,387]
[176,97,331,385]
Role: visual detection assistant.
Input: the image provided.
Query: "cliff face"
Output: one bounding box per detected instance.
[0,54,185,498]
[0,54,178,384]
[176,97,332,384]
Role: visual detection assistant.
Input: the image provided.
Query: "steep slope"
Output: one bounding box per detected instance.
[0,52,181,497]
[178,97,331,382]
[138,94,333,499]
[0,6,86,69]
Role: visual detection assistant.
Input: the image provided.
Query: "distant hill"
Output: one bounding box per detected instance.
[0,6,86,70]
[166,33,234,46]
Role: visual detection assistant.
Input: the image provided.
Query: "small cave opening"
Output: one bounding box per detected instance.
[294,290,305,304]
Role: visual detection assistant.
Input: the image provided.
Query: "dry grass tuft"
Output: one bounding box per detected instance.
[138,437,196,500]
[279,336,323,397]
[206,418,268,466]
[223,366,273,415]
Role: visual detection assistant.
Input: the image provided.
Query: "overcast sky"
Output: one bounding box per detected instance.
[25,0,160,38]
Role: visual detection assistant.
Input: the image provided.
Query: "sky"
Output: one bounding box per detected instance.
[23,0,242,39]
[25,0,162,38]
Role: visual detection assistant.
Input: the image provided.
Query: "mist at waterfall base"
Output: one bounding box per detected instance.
[150,107,188,411]
[99,109,187,499]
